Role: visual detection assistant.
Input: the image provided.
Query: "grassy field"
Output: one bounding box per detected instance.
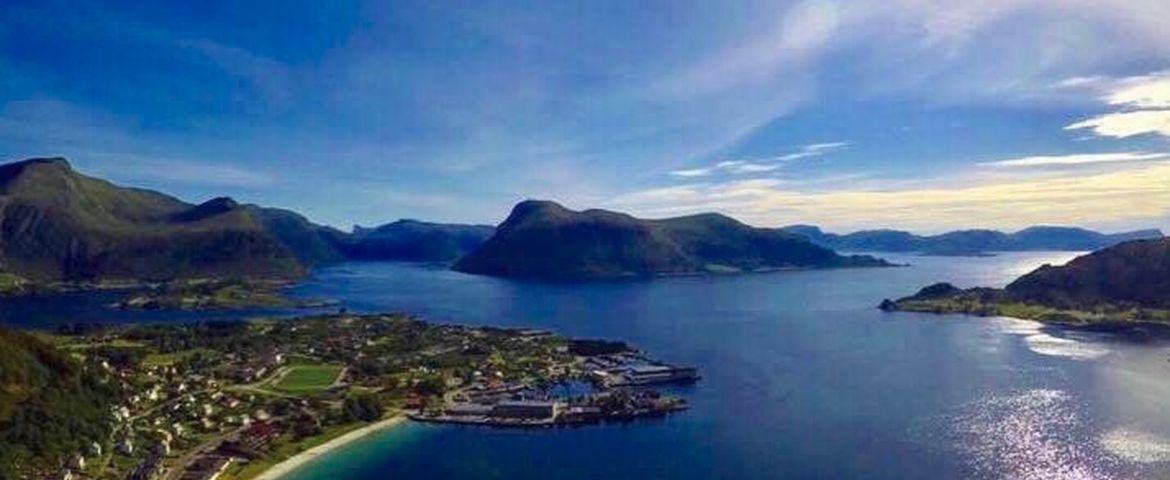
[892,297,1170,325]
[271,365,343,393]
[142,348,215,366]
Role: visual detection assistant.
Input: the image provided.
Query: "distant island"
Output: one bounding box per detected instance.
[109,279,337,311]
[454,200,892,280]
[881,238,1170,326]
[783,224,1163,257]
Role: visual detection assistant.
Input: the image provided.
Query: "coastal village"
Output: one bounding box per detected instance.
[27,313,697,480]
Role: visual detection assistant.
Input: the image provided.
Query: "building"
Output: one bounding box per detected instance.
[445,403,494,417]
[617,365,699,386]
[117,438,134,455]
[561,406,604,423]
[220,421,282,458]
[491,400,561,420]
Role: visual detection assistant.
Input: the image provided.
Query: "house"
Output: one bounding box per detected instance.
[156,429,174,444]
[128,452,165,480]
[239,421,281,452]
[117,438,134,455]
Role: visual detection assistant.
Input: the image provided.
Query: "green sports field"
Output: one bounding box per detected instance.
[272,364,343,393]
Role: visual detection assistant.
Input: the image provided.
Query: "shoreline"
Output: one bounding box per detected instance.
[886,306,1170,335]
[253,415,407,480]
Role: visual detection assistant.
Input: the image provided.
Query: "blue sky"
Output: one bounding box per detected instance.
[2,0,1169,233]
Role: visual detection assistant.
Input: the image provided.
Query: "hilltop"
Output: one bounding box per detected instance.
[0,157,346,281]
[881,238,1170,325]
[454,200,890,280]
[0,157,507,284]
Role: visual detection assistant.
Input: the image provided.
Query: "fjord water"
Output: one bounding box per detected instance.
[2,253,1166,478]
[278,252,1170,480]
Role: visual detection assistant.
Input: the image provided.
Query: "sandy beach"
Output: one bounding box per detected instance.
[254,416,407,480]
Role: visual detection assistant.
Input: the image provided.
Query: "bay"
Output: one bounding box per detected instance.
[281,252,1170,480]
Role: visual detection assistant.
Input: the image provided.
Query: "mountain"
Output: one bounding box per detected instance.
[1010,226,1164,251]
[0,327,115,478]
[244,204,348,266]
[453,200,891,280]
[340,220,495,262]
[882,238,1170,324]
[782,224,1163,256]
[0,157,344,281]
[1005,238,1170,309]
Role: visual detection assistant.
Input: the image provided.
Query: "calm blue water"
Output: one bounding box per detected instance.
[0,290,323,327]
[276,253,1170,480]
[4,253,1169,478]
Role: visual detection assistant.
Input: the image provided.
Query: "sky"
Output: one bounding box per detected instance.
[1,0,1169,233]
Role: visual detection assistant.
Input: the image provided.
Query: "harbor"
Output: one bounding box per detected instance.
[410,348,699,429]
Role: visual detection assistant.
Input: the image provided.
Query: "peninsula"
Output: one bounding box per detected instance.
[0,314,696,480]
[880,238,1170,326]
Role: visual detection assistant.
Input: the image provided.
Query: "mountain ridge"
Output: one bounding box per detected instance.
[340,219,495,262]
[782,224,1163,255]
[0,157,502,282]
[0,157,339,280]
[882,237,1170,324]
[454,200,891,280]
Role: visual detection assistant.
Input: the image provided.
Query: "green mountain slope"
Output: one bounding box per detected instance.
[1005,238,1170,309]
[883,238,1170,324]
[0,327,115,478]
[0,157,340,281]
[454,200,890,280]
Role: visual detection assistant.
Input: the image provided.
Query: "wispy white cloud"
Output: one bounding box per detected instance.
[1066,111,1170,139]
[114,156,276,188]
[980,151,1169,168]
[774,141,851,161]
[651,1,842,100]
[669,167,716,178]
[611,160,1170,232]
[1102,70,1170,108]
[668,141,849,177]
[1064,70,1170,139]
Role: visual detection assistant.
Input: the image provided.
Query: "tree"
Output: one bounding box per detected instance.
[291,413,321,439]
[342,395,384,422]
